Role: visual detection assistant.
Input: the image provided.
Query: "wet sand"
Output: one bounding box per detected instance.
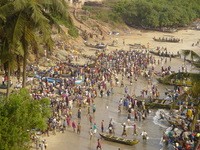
[41,29,200,150]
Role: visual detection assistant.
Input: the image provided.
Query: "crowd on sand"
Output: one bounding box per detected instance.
[2,39,199,150]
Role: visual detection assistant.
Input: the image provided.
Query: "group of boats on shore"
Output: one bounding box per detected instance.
[153,36,181,43]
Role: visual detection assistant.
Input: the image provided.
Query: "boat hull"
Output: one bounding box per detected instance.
[153,38,180,43]
[99,133,139,145]
[149,51,180,58]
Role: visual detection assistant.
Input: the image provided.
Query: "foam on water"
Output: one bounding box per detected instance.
[153,109,169,128]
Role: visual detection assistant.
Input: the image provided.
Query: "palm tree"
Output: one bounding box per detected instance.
[0,0,69,88]
[0,1,19,98]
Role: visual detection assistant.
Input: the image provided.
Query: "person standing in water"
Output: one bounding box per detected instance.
[141,130,148,141]
[101,120,104,132]
[89,127,93,140]
[121,123,127,137]
[96,139,102,150]
[77,122,81,134]
[133,123,138,136]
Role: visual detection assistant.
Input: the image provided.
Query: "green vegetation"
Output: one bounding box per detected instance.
[83,5,123,25]
[81,15,88,21]
[112,0,200,27]
[0,1,75,148]
[82,6,94,11]
[0,0,75,98]
[0,89,51,150]
[85,0,200,28]
[52,15,79,38]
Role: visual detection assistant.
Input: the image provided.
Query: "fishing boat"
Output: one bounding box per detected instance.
[157,77,192,87]
[84,41,107,49]
[99,133,140,145]
[149,50,180,58]
[0,86,8,89]
[174,80,192,87]
[145,102,172,109]
[164,116,183,129]
[0,84,13,89]
[75,75,85,85]
[153,37,180,43]
[41,77,61,83]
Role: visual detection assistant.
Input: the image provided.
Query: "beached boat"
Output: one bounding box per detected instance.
[0,86,8,89]
[99,133,140,145]
[149,50,180,58]
[0,84,13,89]
[128,43,146,49]
[164,116,183,128]
[156,72,193,87]
[75,80,82,84]
[153,37,180,43]
[145,102,172,109]
[185,59,200,68]
[84,41,107,49]
[157,77,192,87]
[40,77,61,83]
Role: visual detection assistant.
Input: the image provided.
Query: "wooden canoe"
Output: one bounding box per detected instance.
[99,133,140,145]
[165,116,183,128]
[149,51,180,58]
[84,41,107,49]
[0,84,13,89]
[153,38,180,43]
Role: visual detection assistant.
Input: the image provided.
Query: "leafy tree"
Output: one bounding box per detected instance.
[0,88,51,150]
[110,0,200,27]
[0,0,70,88]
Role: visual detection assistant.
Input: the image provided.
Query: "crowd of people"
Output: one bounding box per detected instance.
[11,43,197,150]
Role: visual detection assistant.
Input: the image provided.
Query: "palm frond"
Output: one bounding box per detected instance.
[0,14,6,23]
[13,0,28,11]
[14,42,24,56]
[9,12,26,44]
[41,10,67,37]
[29,0,50,25]
[0,3,14,22]
[50,0,69,18]
[30,34,43,56]
[24,22,36,44]
[45,37,54,52]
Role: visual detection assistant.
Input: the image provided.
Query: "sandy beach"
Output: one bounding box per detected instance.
[29,28,200,150]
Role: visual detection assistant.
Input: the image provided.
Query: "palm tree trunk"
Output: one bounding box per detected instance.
[17,55,21,82]
[22,46,28,88]
[195,138,200,150]
[6,61,11,99]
